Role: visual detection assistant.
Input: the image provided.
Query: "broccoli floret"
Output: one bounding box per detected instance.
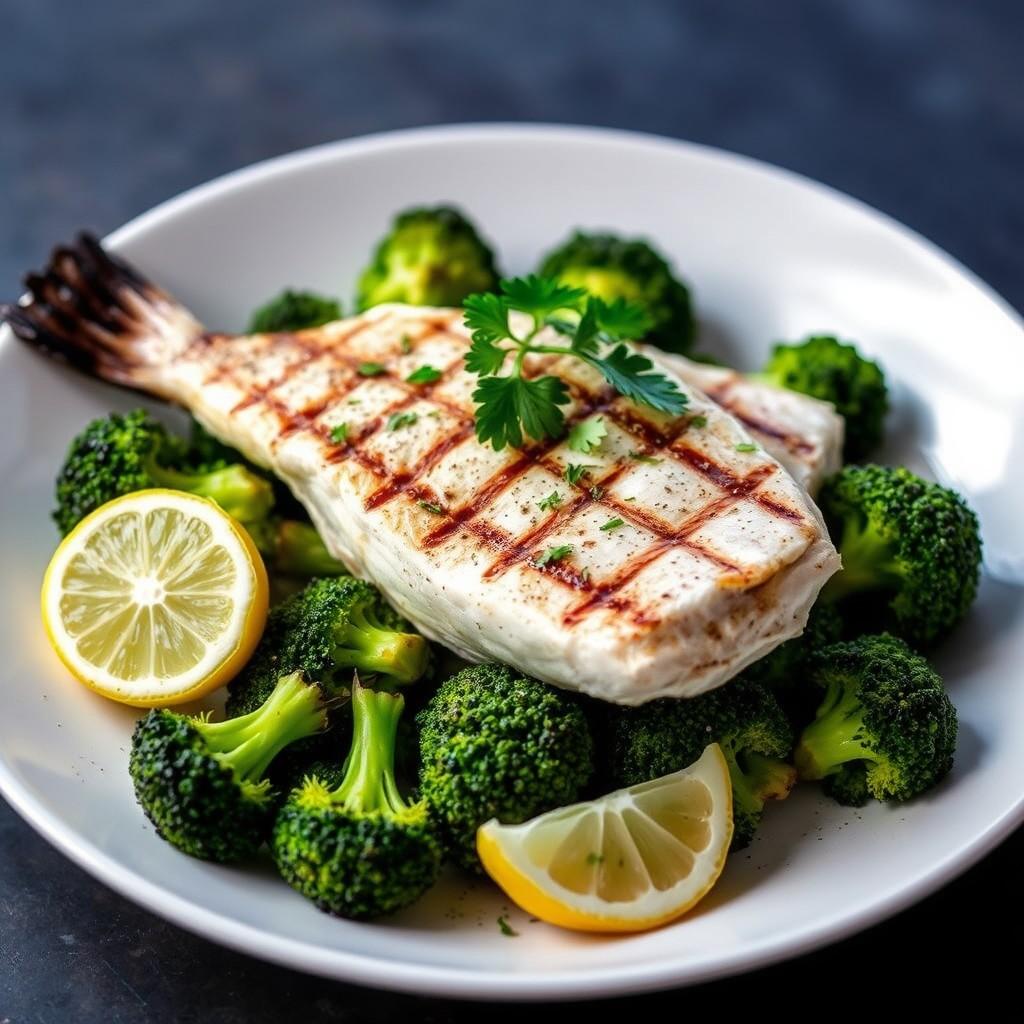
[227,576,429,717]
[272,679,441,919]
[129,671,327,862]
[608,678,796,849]
[246,517,348,578]
[537,231,695,353]
[820,465,982,648]
[760,336,889,461]
[794,634,958,805]
[356,206,499,310]
[248,289,342,333]
[416,664,594,872]
[53,410,274,534]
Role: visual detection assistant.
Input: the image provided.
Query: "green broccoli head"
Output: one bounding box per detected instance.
[226,576,429,717]
[820,465,982,648]
[272,680,441,919]
[356,206,499,311]
[129,672,327,862]
[416,663,594,872]
[794,634,958,805]
[537,231,695,353]
[608,678,796,849]
[248,289,342,333]
[761,335,889,461]
[53,409,274,534]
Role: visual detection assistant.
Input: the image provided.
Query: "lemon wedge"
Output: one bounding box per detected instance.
[477,743,733,932]
[41,489,268,707]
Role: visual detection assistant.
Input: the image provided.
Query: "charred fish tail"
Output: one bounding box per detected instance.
[0,232,203,391]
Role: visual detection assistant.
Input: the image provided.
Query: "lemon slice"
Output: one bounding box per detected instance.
[477,743,733,933]
[41,489,268,707]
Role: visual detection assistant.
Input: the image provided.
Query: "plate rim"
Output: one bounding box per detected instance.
[1,122,1021,1000]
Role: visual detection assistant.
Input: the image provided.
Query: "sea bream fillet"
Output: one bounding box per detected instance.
[3,235,840,704]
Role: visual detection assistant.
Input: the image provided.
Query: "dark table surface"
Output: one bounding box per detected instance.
[2,1,1021,1019]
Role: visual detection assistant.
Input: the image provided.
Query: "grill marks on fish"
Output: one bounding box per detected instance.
[189,310,810,628]
[701,380,816,456]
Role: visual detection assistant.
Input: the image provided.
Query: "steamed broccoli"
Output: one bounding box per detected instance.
[272,679,441,919]
[53,409,273,534]
[356,206,499,310]
[794,634,958,805]
[537,231,695,353]
[820,465,982,648]
[226,576,429,717]
[55,410,347,578]
[248,289,342,333]
[760,335,889,461]
[416,664,594,872]
[129,671,327,862]
[608,678,796,849]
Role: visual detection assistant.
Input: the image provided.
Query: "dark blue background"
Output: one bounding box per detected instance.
[2,1,1020,1019]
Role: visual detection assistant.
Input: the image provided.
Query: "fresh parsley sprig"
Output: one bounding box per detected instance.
[463,276,687,451]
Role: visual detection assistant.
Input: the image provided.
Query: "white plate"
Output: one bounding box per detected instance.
[1,125,1022,1001]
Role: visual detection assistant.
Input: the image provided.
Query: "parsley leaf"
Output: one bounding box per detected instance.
[690,414,707,428]
[568,416,607,454]
[735,442,758,452]
[628,450,662,464]
[329,423,349,443]
[387,411,419,431]
[535,543,574,567]
[564,463,595,485]
[538,491,563,511]
[462,276,683,452]
[500,275,586,321]
[497,915,519,938]
[406,364,442,384]
[585,344,687,414]
[472,375,570,451]
[417,500,444,515]
[358,361,386,377]
[600,517,625,532]
[593,296,653,342]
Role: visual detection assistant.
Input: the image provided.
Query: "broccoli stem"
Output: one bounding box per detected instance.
[147,457,275,524]
[272,520,347,576]
[721,741,795,817]
[821,517,900,604]
[196,672,327,787]
[333,682,408,815]
[333,605,429,685]
[794,679,877,780]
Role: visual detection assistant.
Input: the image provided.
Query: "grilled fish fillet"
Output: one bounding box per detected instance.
[648,351,844,495]
[3,235,840,704]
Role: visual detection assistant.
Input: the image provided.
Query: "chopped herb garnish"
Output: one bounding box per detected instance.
[735,442,758,452]
[463,277,686,451]
[329,423,349,443]
[400,333,412,354]
[624,496,637,502]
[600,517,625,532]
[427,409,442,419]
[387,411,419,431]
[497,915,519,937]
[563,463,595,486]
[589,485,604,500]
[568,417,607,454]
[628,450,662,464]
[537,491,563,512]
[347,398,362,405]
[417,500,444,515]
[535,543,574,567]
[406,364,442,384]
[586,851,605,865]
[690,415,708,428]
[357,361,386,377]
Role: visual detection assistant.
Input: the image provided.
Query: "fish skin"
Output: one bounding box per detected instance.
[3,237,840,704]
